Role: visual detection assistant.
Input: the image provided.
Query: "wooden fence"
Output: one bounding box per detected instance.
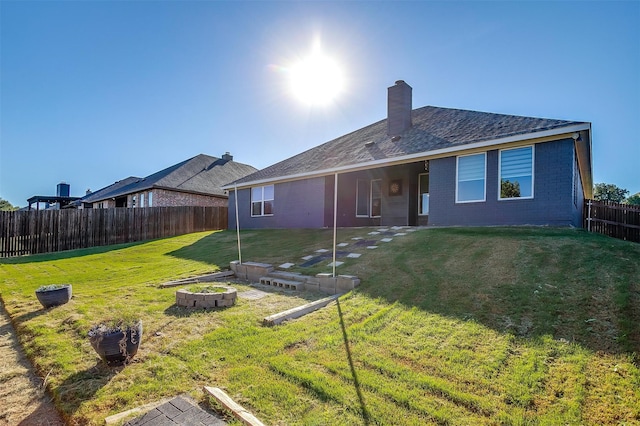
[0,206,228,258]
[583,199,640,243]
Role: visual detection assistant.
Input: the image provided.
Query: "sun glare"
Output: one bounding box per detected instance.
[289,49,344,106]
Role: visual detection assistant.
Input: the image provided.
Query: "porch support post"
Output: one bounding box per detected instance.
[332,173,338,278]
[235,184,242,264]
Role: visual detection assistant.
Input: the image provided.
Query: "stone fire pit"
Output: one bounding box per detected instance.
[175,285,237,309]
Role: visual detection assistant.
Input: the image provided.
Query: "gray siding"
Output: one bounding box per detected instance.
[429,138,578,227]
[229,138,584,230]
[229,177,326,229]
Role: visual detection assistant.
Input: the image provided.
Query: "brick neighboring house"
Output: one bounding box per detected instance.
[79,153,257,209]
[224,80,593,229]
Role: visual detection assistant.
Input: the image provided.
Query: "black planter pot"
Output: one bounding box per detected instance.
[88,321,142,366]
[35,285,72,308]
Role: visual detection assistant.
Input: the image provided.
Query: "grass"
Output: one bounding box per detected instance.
[0,227,639,425]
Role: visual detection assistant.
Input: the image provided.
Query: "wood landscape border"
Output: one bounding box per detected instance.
[0,206,228,257]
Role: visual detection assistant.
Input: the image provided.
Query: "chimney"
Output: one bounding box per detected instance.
[387,80,412,136]
[222,152,233,161]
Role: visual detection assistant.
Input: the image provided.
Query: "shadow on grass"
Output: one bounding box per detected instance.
[164,304,233,318]
[353,227,640,357]
[336,299,370,425]
[54,362,118,416]
[0,241,149,264]
[12,306,51,325]
[166,231,237,266]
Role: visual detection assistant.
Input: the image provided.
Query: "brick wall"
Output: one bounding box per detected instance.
[152,189,227,207]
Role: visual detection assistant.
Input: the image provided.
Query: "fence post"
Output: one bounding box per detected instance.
[587,199,592,232]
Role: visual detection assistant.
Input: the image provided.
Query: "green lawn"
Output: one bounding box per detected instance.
[1,227,639,425]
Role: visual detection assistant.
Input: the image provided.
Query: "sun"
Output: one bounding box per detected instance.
[289,49,345,106]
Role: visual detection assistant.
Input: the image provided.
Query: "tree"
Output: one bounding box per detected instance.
[0,198,19,211]
[501,180,521,198]
[625,192,640,206]
[593,183,629,203]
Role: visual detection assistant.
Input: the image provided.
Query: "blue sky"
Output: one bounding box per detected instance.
[1,1,638,207]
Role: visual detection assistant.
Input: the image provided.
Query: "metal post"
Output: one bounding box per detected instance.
[332,173,338,278]
[234,184,242,264]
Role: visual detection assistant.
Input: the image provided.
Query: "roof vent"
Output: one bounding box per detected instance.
[364,141,375,147]
[222,152,233,161]
[391,135,401,142]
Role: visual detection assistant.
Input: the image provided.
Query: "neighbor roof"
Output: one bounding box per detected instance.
[227,105,591,189]
[84,154,258,202]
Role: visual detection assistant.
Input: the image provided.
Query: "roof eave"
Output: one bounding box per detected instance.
[223,122,592,190]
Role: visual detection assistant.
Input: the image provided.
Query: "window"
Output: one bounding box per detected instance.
[356,179,381,218]
[356,180,369,217]
[251,185,274,216]
[456,153,486,203]
[371,179,381,217]
[131,195,137,208]
[419,173,429,215]
[499,146,533,199]
[140,193,145,207]
[148,191,153,207]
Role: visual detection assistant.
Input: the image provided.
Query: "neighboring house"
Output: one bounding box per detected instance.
[225,80,592,229]
[27,182,80,210]
[80,153,257,208]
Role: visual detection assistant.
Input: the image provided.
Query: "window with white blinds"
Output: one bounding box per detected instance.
[456,153,486,203]
[499,146,534,199]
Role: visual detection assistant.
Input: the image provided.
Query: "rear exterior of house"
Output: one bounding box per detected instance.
[226,81,592,230]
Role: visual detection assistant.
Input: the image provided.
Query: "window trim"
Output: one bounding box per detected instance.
[456,152,486,203]
[498,145,534,201]
[250,185,274,217]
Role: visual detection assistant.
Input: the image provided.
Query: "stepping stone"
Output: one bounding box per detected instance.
[239,289,270,300]
[315,249,329,253]
[351,237,363,240]
[391,226,404,230]
[337,242,349,247]
[279,263,295,269]
[328,261,344,267]
[347,253,361,258]
[354,239,377,247]
[380,238,393,242]
[302,255,314,260]
[368,231,380,235]
[367,246,378,249]
[378,228,389,232]
[300,256,325,267]
[394,233,407,236]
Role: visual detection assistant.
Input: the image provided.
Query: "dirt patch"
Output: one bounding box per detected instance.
[0,301,64,426]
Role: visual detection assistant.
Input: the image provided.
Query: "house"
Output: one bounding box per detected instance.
[225,80,592,229]
[27,182,81,210]
[79,153,257,208]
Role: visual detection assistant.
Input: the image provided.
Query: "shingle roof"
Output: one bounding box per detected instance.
[84,154,258,202]
[230,106,588,186]
[81,176,142,203]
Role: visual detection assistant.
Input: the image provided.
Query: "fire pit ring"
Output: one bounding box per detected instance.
[175,286,237,309]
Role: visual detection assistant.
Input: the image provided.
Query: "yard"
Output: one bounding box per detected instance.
[0,227,639,425]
